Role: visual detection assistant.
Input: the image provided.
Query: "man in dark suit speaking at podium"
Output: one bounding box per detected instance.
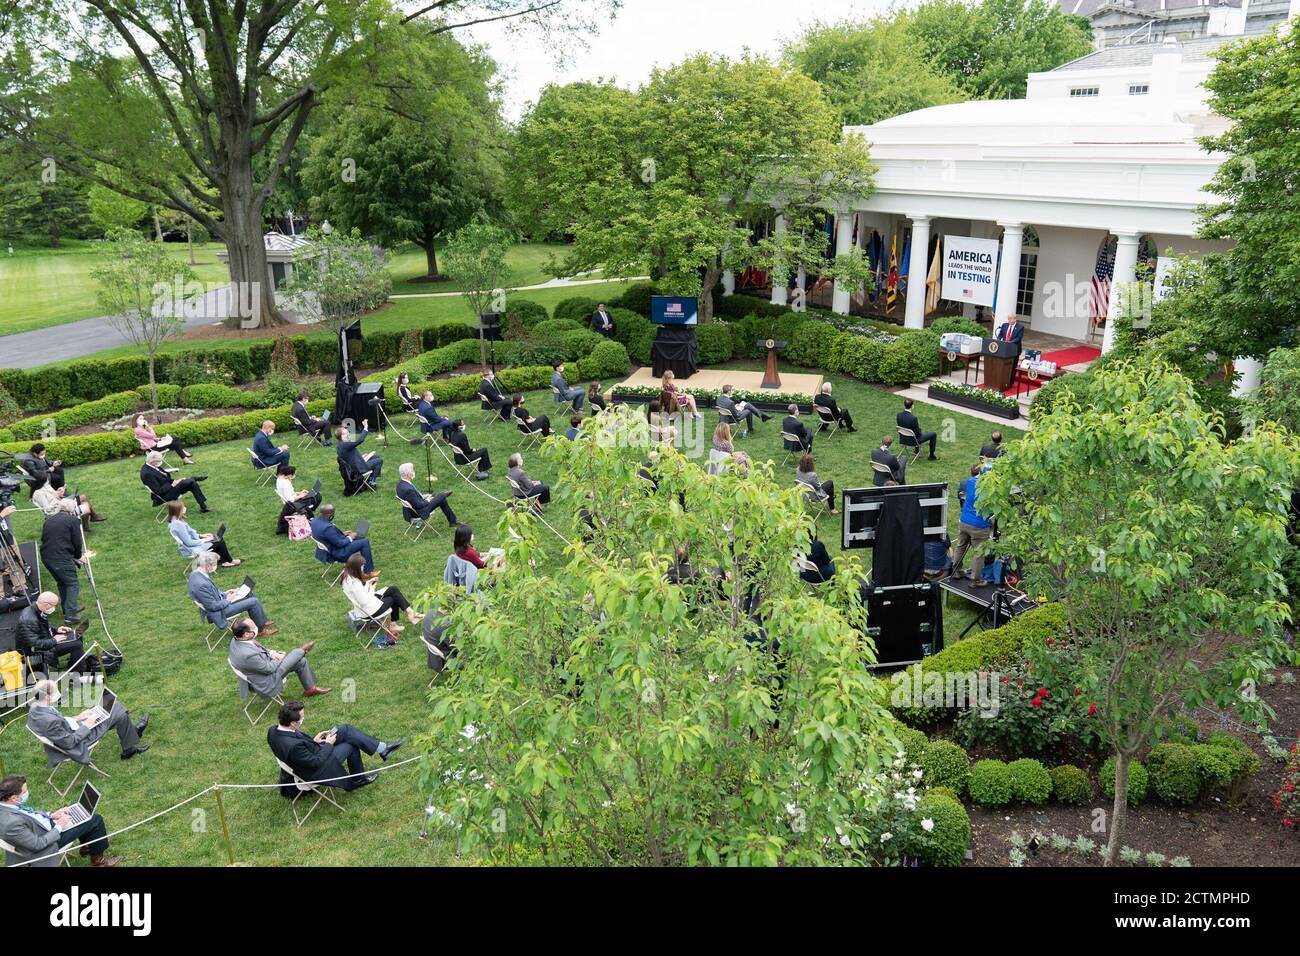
[994,316,1025,360]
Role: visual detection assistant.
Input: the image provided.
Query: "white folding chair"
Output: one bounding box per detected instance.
[421,631,449,688]
[28,729,109,800]
[192,599,231,653]
[507,476,544,515]
[795,553,830,587]
[397,497,429,543]
[896,427,923,466]
[800,483,830,521]
[294,418,323,449]
[718,406,740,430]
[0,835,72,867]
[311,536,345,587]
[452,447,484,477]
[348,606,394,649]
[228,661,283,726]
[871,461,895,484]
[552,385,579,415]
[781,432,804,467]
[815,405,841,437]
[247,448,277,487]
[479,392,507,424]
[516,421,544,450]
[275,757,346,827]
[706,449,732,476]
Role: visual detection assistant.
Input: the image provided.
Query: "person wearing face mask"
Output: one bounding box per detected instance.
[0,774,121,867]
[15,591,90,676]
[26,679,150,764]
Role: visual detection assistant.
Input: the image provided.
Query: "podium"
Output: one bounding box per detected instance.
[979,337,1018,392]
[757,338,787,389]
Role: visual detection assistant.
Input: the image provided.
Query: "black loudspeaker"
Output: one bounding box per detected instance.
[860,581,943,668]
[479,312,503,342]
[348,382,384,429]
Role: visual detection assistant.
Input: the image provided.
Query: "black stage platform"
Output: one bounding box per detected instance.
[938,574,1042,639]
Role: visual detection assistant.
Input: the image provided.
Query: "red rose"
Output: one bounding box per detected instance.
[1088,704,1097,716]
[1016,679,1024,687]
[1031,698,1043,708]
[1075,689,1082,696]
[1038,689,1049,697]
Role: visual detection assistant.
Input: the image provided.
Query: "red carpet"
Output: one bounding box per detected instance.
[977,345,1102,398]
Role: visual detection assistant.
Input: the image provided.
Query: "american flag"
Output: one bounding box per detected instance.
[1090,238,1116,328]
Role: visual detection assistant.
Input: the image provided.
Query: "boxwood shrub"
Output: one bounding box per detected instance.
[611,310,655,365]
[914,792,971,867]
[1146,736,1258,805]
[696,323,735,366]
[1007,758,1052,805]
[613,282,658,316]
[553,296,600,324]
[1100,756,1149,806]
[919,739,970,796]
[788,320,840,368]
[968,759,1014,807]
[878,329,940,385]
[1050,765,1092,805]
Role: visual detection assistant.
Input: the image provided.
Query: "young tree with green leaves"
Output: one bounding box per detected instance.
[279,229,391,334]
[442,218,515,367]
[979,360,1299,865]
[92,229,195,414]
[1,1,613,326]
[417,405,905,865]
[508,56,875,322]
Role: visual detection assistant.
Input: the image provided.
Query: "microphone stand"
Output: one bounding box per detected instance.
[423,435,435,494]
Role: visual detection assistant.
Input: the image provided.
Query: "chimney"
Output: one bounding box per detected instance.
[1150,36,1182,114]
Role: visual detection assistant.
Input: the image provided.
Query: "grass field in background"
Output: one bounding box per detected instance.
[0,373,1005,866]
[0,242,231,336]
[387,242,575,295]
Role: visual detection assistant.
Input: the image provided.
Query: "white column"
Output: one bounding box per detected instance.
[831,213,857,315]
[1102,231,1141,354]
[1232,356,1262,397]
[903,214,932,330]
[770,214,788,306]
[994,221,1024,330]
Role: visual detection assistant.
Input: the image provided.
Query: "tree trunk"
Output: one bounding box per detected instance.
[1104,749,1130,866]
[187,218,196,265]
[700,265,720,323]
[152,207,164,242]
[424,241,442,280]
[218,145,282,329]
[147,353,159,417]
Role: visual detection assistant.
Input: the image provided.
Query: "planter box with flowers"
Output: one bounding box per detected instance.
[926,382,1020,420]
[609,383,813,414]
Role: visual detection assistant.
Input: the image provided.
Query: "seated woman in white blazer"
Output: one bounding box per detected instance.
[168,500,241,566]
[340,553,422,643]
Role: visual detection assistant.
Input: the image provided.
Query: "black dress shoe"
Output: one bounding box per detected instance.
[357,773,380,787]
[194,474,209,482]
[121,744,150,760]
[380,737,406,761]
[135,714,150,738]
[200,506,216,514]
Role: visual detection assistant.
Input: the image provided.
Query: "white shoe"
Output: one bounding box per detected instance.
[692,413,703,420]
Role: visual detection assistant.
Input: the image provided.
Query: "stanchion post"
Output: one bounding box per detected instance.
[214,784,236,866]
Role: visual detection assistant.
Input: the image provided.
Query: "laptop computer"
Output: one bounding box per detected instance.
[81,686,117,730]
[311,478,322,497]
[216,523,226,540]
[58,782,101,828]
[354,519,370,540]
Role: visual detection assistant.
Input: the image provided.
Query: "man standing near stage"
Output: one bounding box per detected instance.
[952,463,994,587]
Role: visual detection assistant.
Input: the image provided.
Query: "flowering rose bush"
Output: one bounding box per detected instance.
[1270,744,1299,831]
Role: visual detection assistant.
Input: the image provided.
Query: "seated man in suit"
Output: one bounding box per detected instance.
[252,420,291,469]
[716,384,771,437]
[551,363,585,409]
[311,504,375,572]
[871,436,906,486]
[188,551,278,637]
[564,416,583,441]
[396,463,459,528]
[335,420,382,488]
[415,391,454,440]
[27,678,150,764]
[507,453,551,507]
[268,701,404,794]
[782,404,814,453]
[479,369,512,419]
[0,774,121,867]
[16,592,90,676]
[16,443,66,495]
[447,420,491,480]
[590,303,615,337]
[897,398,939,461]
[814,383,856,432]
[291,391,331,446]
[229,618,330,699]
[800,536,837,584]
[141,450,212,512]
[980,432,1006,459]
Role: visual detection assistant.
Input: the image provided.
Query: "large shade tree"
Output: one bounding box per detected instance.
[0,0,614,326]
[302,33,506,282]
[508,55,875,322]
[979,360,1299,865]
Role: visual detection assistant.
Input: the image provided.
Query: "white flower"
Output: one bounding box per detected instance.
[880,833,892,843]
[921,818,935,833]
[913,769,924,780]
[896,751,906,759]
[839,834,851,847]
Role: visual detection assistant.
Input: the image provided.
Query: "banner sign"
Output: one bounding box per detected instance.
[940,236,1000,308]
[651,295,699,326]
[1153,257,1175,304]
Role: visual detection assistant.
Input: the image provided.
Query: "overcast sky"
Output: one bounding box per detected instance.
[464,0,897,120]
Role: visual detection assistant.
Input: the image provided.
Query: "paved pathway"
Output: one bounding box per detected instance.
[388,274,646,300]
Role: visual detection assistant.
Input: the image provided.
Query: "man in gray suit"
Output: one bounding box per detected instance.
[188,551,278,637]
[716,384,770,437]
[0,774,121,867]
[26,678,150,765]
[228,618,330,700]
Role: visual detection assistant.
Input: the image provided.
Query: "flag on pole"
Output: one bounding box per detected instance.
[869,232,883,302]
[885,234,899,314]
[898,233,912,295]
[925,235,942,316]
[1090,238,1117,330]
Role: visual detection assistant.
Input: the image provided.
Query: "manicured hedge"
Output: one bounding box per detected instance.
[612,282,658,316]
[1,320,476,413]
[553,296,600,324]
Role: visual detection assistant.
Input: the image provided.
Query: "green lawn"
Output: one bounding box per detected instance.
[387,242,578,295]
[0,241,232,336]
[22,281,641,369]
[0,374,1005,866]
